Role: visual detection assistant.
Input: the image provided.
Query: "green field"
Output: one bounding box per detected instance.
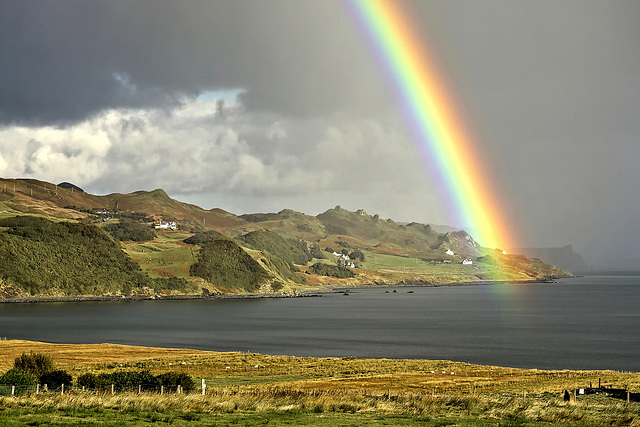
[121,230,197,279]
[360,250,492,282]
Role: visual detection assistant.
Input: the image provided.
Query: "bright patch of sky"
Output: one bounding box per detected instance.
[197,89,244,105]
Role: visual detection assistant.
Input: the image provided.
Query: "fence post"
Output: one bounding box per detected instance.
[61,384,64,395]
[138,385,142,394]
[111,384,115,395]
[161,385,164,395]
[201,378,206,395]
[11,386,14,397]
[36,384,40,394]
[43,384,48,392]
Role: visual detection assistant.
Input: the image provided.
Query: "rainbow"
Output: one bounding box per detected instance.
[343,0,517,251]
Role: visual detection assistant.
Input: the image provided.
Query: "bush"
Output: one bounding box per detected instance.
[13,352,54,378]
[0,369,38,393]
[349,250,365,262]
[108,370,158,391]
[323,224,347,235]
[39,369,72,389]
[77,372,98,388]
[157,372,196,393]
[104,220,156,242]
[309,244,325,259]
[78,371,184,392]
[308,262,355,278]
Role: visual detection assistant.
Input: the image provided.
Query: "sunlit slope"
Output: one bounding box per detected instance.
[0,177,571,298]
[0,178,245,229]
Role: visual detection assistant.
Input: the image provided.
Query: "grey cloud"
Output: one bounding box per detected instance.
[0,0,382,125]
[2,0,640,268]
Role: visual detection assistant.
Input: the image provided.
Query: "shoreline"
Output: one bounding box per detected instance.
[0,276,570,304]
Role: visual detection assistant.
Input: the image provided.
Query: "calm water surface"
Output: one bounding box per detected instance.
[1,274,638,371]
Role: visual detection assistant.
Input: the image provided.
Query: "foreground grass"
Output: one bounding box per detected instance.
[1,340,638,426]
[1,392,636,426]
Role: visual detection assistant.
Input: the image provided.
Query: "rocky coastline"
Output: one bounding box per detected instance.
[0,275,572,304]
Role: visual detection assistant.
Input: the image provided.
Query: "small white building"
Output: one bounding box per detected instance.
[155,221,177,230]
[462,259,473,265]
[445,249,454,256]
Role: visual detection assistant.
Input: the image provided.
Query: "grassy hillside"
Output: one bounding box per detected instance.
[189,240,269,292]
[0,178,245,229]
[0,178,572,298]
[0,216,159,296]
[239,229,312,265]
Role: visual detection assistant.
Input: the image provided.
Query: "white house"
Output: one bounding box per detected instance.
[462,259,473,265]
[445,249,454,256]
[155,221,177,230]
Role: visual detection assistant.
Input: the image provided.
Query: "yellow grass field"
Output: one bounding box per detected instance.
[1,340,639,396]
[1,340,639,426]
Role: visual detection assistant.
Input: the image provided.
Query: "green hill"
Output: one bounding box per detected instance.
[189,240,269,293]
[0,216,173,296]
[239,229,312,265]
[0,177,572,298]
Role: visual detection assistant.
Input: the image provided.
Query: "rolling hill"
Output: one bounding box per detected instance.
[0,177,570,299]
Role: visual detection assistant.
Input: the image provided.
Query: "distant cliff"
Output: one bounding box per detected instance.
[515,245,588,272]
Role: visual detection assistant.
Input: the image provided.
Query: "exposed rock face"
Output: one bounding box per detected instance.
[435,230,482,258]
[0,279,29,298]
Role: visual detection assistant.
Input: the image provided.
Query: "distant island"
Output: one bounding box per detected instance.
[0,178,570,300]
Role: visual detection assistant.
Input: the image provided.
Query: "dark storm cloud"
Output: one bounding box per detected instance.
[2,0,640,268]
[0,0,382,125]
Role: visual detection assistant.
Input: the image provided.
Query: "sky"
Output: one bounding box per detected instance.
[1,0,639,269]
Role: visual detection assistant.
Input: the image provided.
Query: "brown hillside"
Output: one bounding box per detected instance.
[0,178,245,229]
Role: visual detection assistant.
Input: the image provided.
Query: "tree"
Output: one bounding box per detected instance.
[104,219,156,241]
[13,352,54,378]
[349,250,365,262]
[0,369,38,393]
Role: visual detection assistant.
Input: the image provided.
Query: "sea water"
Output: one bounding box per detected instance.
[1,274,638,371]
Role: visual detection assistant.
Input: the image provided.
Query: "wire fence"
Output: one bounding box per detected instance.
[0,382,192,397]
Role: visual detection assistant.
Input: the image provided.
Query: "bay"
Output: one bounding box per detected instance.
[1,274,638,371]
